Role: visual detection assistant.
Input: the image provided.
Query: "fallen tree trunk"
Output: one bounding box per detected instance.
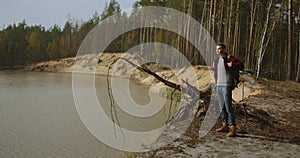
[108,57,212,123]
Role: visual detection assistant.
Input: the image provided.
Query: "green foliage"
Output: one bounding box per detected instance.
[0,0,300,81]
[126,153,136,158]
[0,13,100,66]
[101,0,121,21]
[160,87,181,104]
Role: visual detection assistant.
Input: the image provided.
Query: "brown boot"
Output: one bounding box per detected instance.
[227,126,236,137]
[216,123,228,132]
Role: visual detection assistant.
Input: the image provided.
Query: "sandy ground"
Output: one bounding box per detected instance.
[136,80,300,158]
[24,53,300,157]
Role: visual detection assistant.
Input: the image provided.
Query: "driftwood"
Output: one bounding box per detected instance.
[109,57,212,123]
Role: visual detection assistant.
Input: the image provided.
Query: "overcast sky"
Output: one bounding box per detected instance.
[0,0,137,29]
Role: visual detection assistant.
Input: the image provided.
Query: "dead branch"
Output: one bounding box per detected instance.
[117,57,212,122]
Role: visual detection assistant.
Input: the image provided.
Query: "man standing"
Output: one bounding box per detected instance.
[213,43,243,137]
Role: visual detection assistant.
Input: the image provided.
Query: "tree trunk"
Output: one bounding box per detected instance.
[186,0,194,62]
[208,0,213,35]
[223,0,229,45]
[233,0,240,56]
[227,0,234,50]
[247,0,257,70]
[287,0,293,80]
[198,0,207,65]
[256,0,272,79]
[217,0,224,43]
[212,0,217,40]
[296,10,300,82]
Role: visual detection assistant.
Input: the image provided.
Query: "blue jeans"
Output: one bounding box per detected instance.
[216,85,236,126]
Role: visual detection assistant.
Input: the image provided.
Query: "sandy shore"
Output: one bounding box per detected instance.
[23,52,260,103]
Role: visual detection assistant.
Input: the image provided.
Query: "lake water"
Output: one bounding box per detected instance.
[0,71,174,157]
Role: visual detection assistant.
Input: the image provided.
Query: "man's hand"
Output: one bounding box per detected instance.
[227,61,233,67]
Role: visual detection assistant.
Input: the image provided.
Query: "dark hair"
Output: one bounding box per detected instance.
[217,43,226,49]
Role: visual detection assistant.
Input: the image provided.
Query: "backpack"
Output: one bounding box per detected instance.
[227,55,244,90]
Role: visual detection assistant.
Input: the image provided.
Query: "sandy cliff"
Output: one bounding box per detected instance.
[24,52,261,103]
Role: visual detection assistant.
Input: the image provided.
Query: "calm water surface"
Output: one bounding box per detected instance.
[0,71,172,158]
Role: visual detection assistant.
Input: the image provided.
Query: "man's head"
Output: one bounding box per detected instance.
[217,43,226,55]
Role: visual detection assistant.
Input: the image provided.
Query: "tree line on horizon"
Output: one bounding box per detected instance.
[0,0,299,82]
